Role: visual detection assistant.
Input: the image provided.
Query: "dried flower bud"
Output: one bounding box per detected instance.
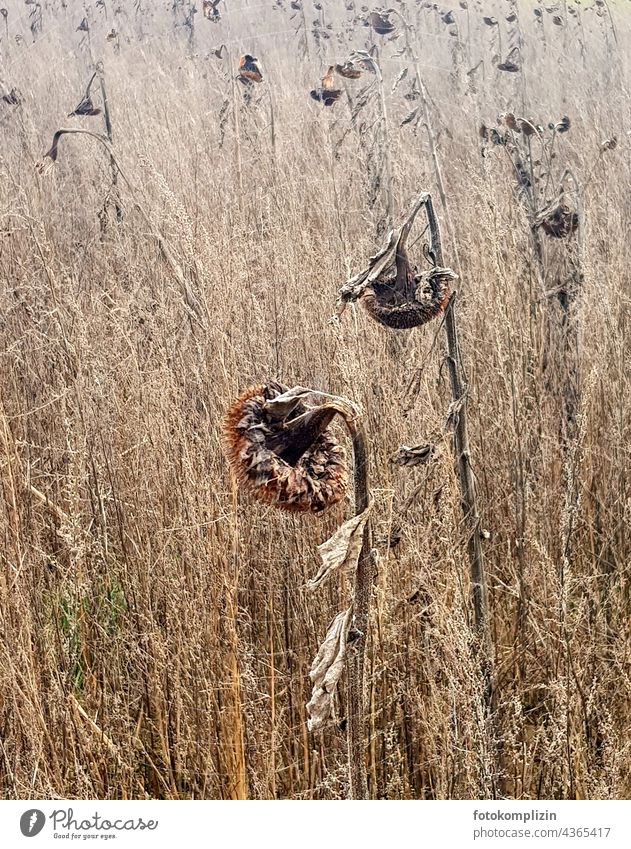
[367,11,394,34]
[538,205,579,239]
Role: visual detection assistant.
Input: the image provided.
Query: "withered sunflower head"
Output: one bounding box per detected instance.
[224,383,350,514]
[361,267,455,330]
[539,204,579,239]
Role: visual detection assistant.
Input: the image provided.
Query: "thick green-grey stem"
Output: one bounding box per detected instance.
[424,195,492,694]
[346,419,371,799]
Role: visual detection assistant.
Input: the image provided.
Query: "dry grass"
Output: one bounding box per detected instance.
[1,0,631,799]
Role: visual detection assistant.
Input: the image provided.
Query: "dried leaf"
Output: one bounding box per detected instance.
[445,392,468,429]
[401,106,420,127]
[308,506,371,589]
[263,386,312,420]
[391,443,435,467]
[392,67,408,94]
[306,608,353,731]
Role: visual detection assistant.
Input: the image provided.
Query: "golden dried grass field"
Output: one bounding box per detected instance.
[1,0,630,800]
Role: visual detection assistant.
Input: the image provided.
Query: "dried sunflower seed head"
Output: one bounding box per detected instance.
[224,383,349,514]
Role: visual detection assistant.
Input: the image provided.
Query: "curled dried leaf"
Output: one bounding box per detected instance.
[392,67,408,94]
[68,95,102,117]
[308,506,372,589]
[391,443,435,467]
[306,608,353,731]
[401,106,420,127]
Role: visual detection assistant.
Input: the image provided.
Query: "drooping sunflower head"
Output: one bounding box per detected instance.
[361,267,454,330]
[224,383,349,514]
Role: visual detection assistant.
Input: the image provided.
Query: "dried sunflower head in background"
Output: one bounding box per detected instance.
[224,383,349,514]
[538,204,579,239]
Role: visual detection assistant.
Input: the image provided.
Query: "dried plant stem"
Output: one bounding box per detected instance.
[345,419,371,799]
[97,64,122,221]
[374,53,394,230]
[229,50,244,202]
[424,195,492,691]
[391,9,459,267]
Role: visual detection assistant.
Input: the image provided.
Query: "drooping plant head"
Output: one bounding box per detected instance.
[480,113,585,243]
[224,383,357,514]
[337,192,457,329]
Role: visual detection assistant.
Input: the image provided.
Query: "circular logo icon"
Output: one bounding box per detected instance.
[20,810,46,837]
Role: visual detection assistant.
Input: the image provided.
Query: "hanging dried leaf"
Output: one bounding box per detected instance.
[2,88,22,106]
[401,106,420,127]
[306,608,353,731]
[263,385,312,419]
[446,391,468,429]
[68,95,102,117]
[308,506,371,589]
[497,60,519,72]
[392,67,408,94]
[391,443,435,467]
